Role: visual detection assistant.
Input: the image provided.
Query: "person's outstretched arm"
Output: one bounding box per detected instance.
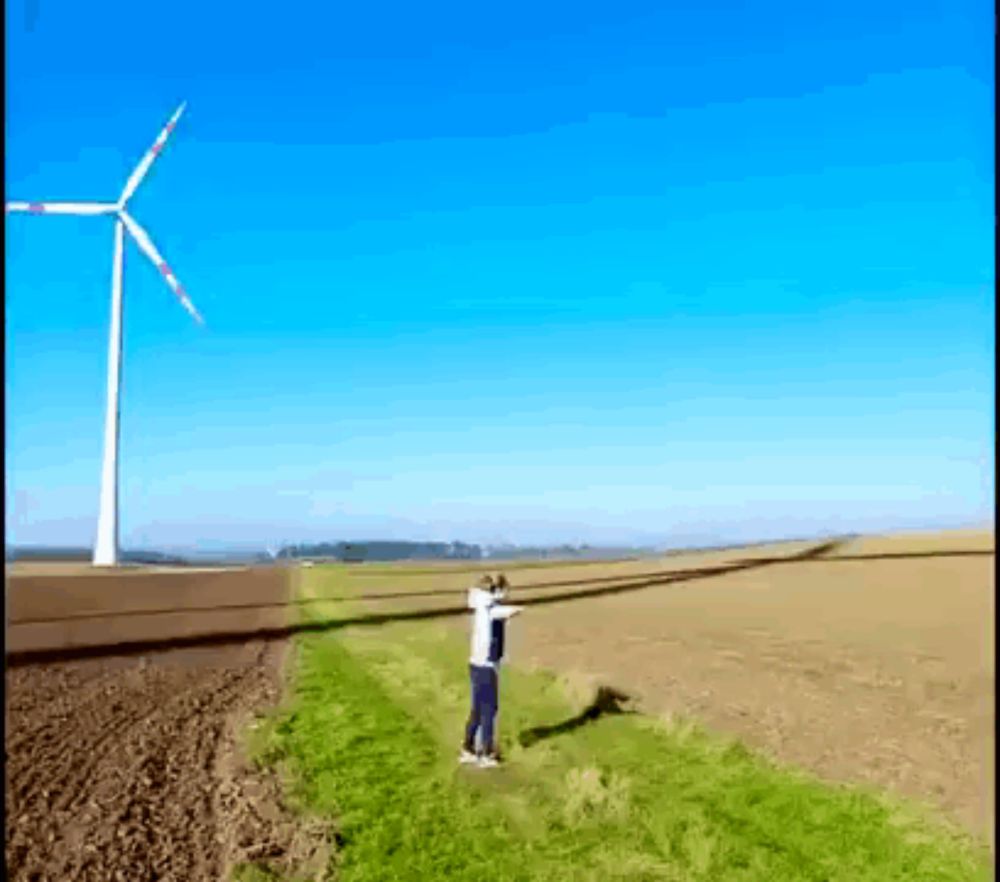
[490,604,523,620]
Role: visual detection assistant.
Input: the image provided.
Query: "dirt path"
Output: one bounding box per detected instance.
[4,568,329,882]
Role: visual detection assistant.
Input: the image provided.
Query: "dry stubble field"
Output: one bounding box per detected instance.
[511,531,995,841]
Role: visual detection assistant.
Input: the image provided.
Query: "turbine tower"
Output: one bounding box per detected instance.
[6,103,203,566]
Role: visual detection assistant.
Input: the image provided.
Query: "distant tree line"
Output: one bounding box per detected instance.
[484,544,650,561]
[277,540,483,562]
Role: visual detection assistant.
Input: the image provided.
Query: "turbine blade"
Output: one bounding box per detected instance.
[5,201,118,215]
[119,211,203,325]
[119,102,186,205]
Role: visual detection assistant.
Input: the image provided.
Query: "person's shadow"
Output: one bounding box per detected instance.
[518,686,636,748]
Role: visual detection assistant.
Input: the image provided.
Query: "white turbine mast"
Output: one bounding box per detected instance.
[6,102,203,566]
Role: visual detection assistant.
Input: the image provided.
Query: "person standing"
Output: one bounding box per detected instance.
[460,573,522,768]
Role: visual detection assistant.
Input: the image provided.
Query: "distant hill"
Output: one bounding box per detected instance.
[5,546,278,566]
[6,534,865,568]
[6,546,94,563]
[279,540,656,562]
[7,540,652,566]
[7,546,194,565]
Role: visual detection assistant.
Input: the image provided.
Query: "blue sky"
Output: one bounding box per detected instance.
[5,0,994,549]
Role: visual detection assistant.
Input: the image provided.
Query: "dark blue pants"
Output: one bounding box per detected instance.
[464,664,498,754]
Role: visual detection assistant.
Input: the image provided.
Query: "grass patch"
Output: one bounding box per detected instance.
[232,863,283,882]
[251,565,991,881]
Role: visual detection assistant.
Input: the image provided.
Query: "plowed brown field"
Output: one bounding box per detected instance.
[4,566,328,882]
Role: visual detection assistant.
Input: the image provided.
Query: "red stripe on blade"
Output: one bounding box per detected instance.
[158,263,171,278]
[28,203,46,213]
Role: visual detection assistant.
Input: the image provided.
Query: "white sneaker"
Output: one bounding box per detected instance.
[459,750,478,765]
[477,754,500,769]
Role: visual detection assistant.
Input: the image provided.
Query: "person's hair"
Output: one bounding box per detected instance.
[494,573,509,591]
[476,573,495,589]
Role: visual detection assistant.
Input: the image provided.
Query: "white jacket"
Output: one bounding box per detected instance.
[467,587,521,668]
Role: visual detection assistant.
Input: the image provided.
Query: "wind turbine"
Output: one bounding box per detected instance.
[6,102,203,566]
